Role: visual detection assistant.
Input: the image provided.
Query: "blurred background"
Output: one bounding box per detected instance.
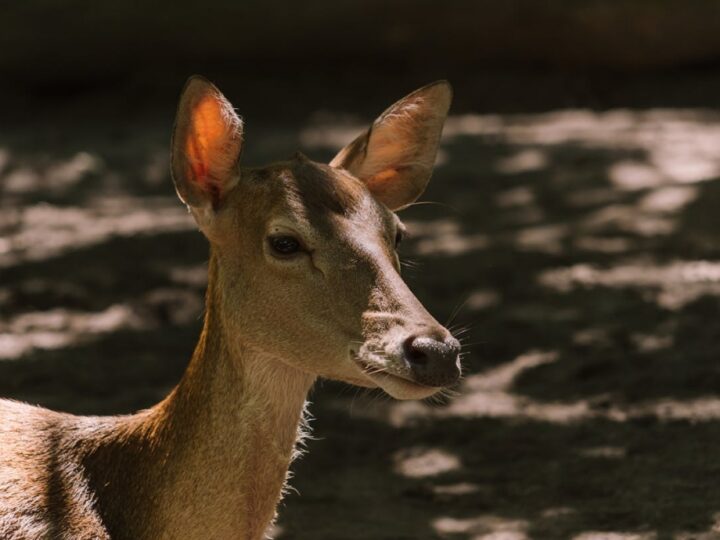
[3,1,720,538]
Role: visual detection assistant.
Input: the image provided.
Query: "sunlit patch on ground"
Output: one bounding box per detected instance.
[0,287,203,360]
[0,198,194,267]
[573,533,656,540]
[495,149,548,175]
[540,260,720,309]
[393,447,461,478]
[406,218,491,256]
[3,152,104,195]
[433,514,530,540]
[0,304,142,359]
[446,111,720,186]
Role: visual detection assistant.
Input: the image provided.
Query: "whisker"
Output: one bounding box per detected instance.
[450,326,473,338]
[425,387,459,405]
[445,296,471,328]
[400,258,422,269]
[365,387,390,407]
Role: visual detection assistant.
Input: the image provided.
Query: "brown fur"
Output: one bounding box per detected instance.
[0,76,458,539]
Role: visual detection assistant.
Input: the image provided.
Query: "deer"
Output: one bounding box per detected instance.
[0,76,461,540]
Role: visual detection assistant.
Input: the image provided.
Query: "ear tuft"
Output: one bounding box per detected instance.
[171,76,243,209]
[331,81,452,211]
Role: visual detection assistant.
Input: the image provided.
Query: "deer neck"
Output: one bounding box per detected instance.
[87,253,316,539]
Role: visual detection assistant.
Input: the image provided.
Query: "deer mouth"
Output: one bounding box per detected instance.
[351,355,441,400]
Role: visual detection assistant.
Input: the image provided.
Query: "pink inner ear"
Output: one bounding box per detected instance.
[184,93,234,199]
[366,168,399,190]
[187,138,209,185]
[365,168,408,208]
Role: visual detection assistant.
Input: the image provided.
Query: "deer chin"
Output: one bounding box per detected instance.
[351,354,441,400]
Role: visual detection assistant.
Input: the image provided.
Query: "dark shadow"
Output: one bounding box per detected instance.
[279,410,720,539]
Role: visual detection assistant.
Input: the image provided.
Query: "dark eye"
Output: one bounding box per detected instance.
[268,235,301,256]
[394,229,404,248]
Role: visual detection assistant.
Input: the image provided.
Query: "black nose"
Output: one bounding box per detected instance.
[403,335,461,387]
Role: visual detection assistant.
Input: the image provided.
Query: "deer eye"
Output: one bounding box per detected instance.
[268,235,301,256]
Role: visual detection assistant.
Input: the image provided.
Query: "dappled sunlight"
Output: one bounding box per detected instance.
[5,103,720,539]
[630,329,675,353]
[609,161,662,191]
[493,186,547,227]
[540,260,720,309]
[405,218,490,256]
[581,204,676,237]
[0,197,194,267]
[431,482,481,497]
[577,446,626,459]
[573,533,656,540]
[0,304,142,360]
[168,264,208,288]
[494,186,536,208]
[463,350,559,393]
[638,186,697,213]
[2,152,104,195]
[0,288,202,360]
[432,514,529,540]
[467,289,501,310]
[578,185,698,236]
[495,149,548,175]
[445,110,720,176]
[571,320,676,352]
[512,223,569,254]
[393,447,461,478]
[572,327,613,347]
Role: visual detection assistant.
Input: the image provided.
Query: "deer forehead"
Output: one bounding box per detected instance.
[236,156,400,253]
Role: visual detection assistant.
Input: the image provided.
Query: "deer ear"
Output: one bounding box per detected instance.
[330,81,451,211]
[171,76,243,209]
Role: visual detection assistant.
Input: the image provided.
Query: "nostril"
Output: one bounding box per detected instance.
[403,336,429,366]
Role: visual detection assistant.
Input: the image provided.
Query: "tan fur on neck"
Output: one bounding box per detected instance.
[0,254,314,540]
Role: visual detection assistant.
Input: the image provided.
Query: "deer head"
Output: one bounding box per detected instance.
[171,76,460,400]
